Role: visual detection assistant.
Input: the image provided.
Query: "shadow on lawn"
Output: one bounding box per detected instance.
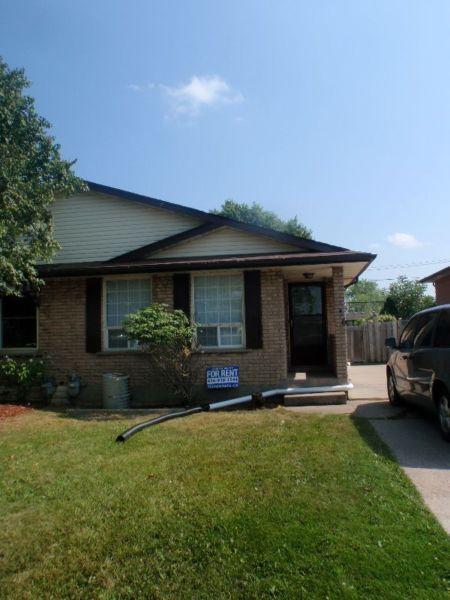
[350,415,397,463]
[42,406,169,422]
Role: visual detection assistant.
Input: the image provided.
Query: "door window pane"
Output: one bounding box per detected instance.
[291,286,322,316]
[434,311,450,348]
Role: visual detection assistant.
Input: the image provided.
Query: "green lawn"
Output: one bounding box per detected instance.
[0,408,449,599]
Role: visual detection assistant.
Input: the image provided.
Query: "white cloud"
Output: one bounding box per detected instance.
[387,232,424,249]
[162,76,243,116]
[130,75,243,117]
[128,83,155,92]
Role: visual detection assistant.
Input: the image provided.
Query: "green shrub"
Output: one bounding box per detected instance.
[0,356,45,402]
[124,303,195,348]
[123,304,199,404]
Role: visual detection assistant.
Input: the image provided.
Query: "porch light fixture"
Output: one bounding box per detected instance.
[303,272,314,280]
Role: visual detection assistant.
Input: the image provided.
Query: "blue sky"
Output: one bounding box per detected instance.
[1,0,450,288]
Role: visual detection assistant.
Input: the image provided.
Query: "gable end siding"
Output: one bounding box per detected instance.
[50,193,202,263]
[150,227,299,259]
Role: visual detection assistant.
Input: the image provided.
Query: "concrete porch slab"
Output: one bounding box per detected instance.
[284,392,347,406]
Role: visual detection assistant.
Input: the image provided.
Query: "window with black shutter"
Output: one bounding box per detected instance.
[0,296,37,349]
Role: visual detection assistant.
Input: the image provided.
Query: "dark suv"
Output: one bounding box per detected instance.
[386,305,450,441]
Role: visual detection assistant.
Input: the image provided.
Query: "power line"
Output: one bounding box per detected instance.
[368,258,450,272]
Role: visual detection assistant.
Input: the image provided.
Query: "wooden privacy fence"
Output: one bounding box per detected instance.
[346,320,405,364]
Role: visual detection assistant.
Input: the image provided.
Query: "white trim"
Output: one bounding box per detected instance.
[0,297,39,353]
[102,275,152,351]
[191,271,246,350]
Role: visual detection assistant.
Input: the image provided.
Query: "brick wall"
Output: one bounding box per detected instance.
[38,270,288,406]
[435,276,450,305]
[195,270,288,393]
[328,267,348,381]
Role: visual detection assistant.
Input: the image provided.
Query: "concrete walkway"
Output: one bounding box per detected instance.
[370,415,450,534]
[348,364,387,400]
[287,398,450,534]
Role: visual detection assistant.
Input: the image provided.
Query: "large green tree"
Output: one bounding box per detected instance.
[382,276,435,320]
[0,57,85,296]
[212,199,312,239]
[345,279,387,314]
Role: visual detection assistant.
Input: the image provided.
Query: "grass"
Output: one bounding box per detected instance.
[0,408,449,599]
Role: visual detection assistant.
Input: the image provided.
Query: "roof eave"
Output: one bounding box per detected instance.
[39,251,376,278]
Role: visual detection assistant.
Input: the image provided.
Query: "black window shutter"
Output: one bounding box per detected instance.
[85,278,102,353]
[244,270,263,349]
[173,273,191,319]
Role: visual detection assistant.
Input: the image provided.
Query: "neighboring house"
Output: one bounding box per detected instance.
[421,267,450,305]
[1,182,375,405]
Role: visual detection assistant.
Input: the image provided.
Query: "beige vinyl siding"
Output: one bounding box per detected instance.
[49,193,202,263]
[151,226,298,258]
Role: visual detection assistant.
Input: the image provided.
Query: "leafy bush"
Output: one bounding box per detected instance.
[0,356,45,402]
[382,276,435,319]
[355,313,397,326]
[123,304,199,404]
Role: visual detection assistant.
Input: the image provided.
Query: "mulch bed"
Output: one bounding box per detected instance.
[0,404,33,421]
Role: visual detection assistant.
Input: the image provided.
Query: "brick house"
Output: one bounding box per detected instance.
[421,267,450,305]
[1,182,375,405]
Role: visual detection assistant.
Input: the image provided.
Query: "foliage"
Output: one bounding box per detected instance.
[123,303,199,403]
[0,57,86,296]
[355,313,397,326]
[345,279,387,315]
[212,199,312,238]
[382,276,435,320]
[0,411,449,598]
[0,356,45,401]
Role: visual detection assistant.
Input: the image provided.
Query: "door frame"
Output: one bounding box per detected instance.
[288,282,328,368]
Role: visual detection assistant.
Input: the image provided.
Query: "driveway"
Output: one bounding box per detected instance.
[288,364,450,534]
[369,413,450,534]
[348,364,387,400]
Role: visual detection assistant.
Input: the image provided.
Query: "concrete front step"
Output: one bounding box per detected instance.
[284,392,347,406]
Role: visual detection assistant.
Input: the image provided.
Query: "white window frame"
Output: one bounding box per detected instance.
[102,275,152,351]
[0,298,39,354]
[191,271,246,350]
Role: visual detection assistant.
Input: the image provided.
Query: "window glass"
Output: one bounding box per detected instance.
[105,279,151,349]
[433,311,450,348]
[291,286,322,316]
[414,313,436,348]
[193,275,244,348]
[1,296,37,349]
[399,317,418,350]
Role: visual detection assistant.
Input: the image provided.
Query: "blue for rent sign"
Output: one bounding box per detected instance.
[206,366,239,389]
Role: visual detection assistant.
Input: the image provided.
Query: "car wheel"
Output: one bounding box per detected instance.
[437,391,450,442]
[387,371,402,406]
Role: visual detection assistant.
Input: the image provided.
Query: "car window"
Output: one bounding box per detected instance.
[414,313,436,348]
[433,311,450,348]
[400,317,419,350]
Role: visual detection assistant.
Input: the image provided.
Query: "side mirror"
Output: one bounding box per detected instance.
[385,337,397,349]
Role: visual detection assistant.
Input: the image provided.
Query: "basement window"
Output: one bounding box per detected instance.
[0,296,37,351]
[192,274,245,349]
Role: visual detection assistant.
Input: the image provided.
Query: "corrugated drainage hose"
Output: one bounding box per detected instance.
[115,383,353,442]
